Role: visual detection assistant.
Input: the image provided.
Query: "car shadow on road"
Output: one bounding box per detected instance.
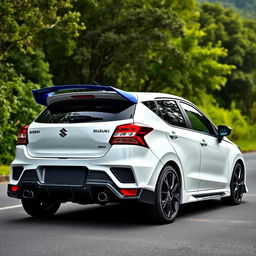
[6,199,241,228]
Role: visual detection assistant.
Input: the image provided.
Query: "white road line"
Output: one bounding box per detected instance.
[184,218,256,224]
[0,204,22,211]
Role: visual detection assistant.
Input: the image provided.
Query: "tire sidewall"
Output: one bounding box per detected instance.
[154,166,181,223]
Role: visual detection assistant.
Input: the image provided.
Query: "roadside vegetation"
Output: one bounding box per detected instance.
[0,0,256,167]
[0,166,10,176]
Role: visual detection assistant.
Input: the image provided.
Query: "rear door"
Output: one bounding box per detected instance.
[27,92,136,158]
[155,99,201,192]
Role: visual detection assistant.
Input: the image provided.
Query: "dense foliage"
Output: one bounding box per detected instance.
[0,0,255,164]
[199,0,256,17]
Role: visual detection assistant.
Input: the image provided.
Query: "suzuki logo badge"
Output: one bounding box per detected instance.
[59,128,67,137]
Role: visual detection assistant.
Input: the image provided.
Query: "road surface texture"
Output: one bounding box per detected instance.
[0,153,255,256]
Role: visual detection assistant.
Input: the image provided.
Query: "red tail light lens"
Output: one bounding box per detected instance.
[17,125,29,145]
[120,189,138,196]
[11,185,19,192]
[110,123,153,147]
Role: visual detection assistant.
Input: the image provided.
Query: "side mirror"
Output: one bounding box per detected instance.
[217,125,231,143]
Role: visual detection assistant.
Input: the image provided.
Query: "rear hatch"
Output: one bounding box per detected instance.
[27,92,136,158]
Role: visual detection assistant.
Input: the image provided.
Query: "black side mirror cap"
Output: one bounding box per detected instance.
[217,125,232,143]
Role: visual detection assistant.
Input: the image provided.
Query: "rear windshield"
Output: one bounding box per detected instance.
[35,99,136,123]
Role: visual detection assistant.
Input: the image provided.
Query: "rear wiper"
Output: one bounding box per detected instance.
[67,115,103,123]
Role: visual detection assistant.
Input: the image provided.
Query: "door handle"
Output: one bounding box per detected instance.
[169,131,178,140]
[200,139,208,147]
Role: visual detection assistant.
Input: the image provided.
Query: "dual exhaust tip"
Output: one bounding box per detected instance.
[22,190,109,202]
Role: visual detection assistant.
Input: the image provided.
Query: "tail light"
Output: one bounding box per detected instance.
[17,125,29,145]
[10,185,19,192]
[109,123,153,148]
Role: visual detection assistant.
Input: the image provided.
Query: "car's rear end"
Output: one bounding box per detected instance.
[7,86,160,210]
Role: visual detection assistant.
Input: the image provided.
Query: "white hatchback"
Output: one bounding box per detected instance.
[8,85,247,223]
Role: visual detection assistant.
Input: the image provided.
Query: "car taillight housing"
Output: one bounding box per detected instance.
[109,123,153,148]
[17,125,29,145]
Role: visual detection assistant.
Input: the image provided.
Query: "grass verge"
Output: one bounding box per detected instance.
[0,165,10,176]
[235,139,256,152]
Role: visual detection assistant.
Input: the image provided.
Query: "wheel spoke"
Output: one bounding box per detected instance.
[162,197,168,209]
[172,183,178,193]
[238,181,244,186]
[170,173,175,190]
[165,200,171,217]
[164,176,170,188]
[237,167,242,180]
[171,199,177,214]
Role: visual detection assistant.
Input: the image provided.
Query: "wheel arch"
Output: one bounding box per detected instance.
[229,154,247,191]
[147,153,185,191]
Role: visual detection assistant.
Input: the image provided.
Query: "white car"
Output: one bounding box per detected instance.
[8,85,247,223]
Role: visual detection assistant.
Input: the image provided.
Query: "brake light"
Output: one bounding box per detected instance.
[17,125,29,145]
[110,124,153,147]
[71,95,95,99]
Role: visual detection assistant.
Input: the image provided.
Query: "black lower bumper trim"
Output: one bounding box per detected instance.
[8,182,155,205]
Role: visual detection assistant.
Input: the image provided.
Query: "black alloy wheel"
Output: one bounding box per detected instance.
[222,162,244,205]
[153,166,181,223]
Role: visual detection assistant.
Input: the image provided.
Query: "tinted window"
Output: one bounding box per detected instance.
[35,99,135,123]
[143,101,157,114]
[180,102,215,135]
[157,100,186,127]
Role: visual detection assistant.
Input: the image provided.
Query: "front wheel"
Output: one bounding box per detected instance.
[22,198,61,217]
[152,166,181,224]
[221,162,245,205]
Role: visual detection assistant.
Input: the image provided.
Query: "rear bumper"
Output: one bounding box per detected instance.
[7,169,155,205]
[10,145,162,191]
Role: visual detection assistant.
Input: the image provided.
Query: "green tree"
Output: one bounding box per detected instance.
[0,0,84,164]
[199,3,256,115]
[43,0,232,104]
[42,0,184,86]
[199,0,256,18]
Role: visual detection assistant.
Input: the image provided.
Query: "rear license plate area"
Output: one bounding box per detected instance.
[38,166,88,185]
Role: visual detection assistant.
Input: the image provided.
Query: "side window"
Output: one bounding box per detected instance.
[143,101,157,114]
[180,102,215,135]
[157,100,186,127]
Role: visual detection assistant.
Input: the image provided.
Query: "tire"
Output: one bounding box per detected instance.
[22,198,61,217]
[152,166,181,224]
[221,162,244,205]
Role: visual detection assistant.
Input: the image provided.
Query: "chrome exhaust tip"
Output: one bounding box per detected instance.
[97,192,109,203]
[22,190,34,199]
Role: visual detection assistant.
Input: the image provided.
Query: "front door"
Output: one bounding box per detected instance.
[180,102,229,191]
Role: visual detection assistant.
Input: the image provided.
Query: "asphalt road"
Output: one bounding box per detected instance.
[0,153,255,256]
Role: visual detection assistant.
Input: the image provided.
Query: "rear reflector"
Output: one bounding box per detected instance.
[120,189,138,196]
[17,125,29,145]
[11,185,19,192]
[110,123,153,147]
